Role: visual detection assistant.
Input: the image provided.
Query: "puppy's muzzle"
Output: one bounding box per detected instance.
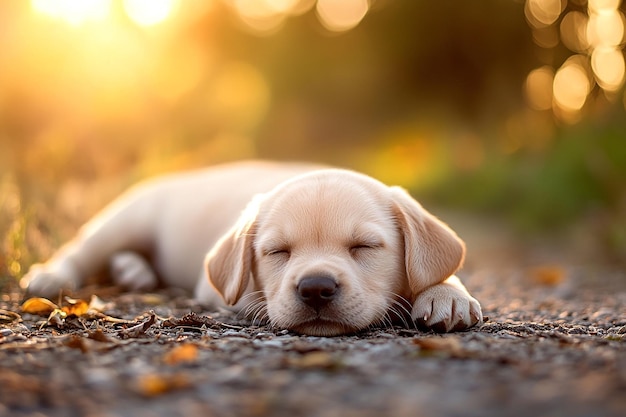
[297,274,338,311]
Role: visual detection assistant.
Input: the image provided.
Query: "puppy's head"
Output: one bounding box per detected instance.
[205,170,464,336]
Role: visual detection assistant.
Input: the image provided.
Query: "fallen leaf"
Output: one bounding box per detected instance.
[163,343,199,366]
[21,298,59,316]
[118,312,157,339]
[286,351,341,369]
[134,373,190,397]
[87,295,110,312]
[412,336,469,358]
[87,329,116,343]
[65,335,90,353]
[61,297,89,317]
[162,312,219,329]
[0,309,21,323]
[45,309,67,328]
[529,265,566,286]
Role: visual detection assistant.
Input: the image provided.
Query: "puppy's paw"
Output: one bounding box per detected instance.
[411,282,482,333]
[21,262,80,299]
[110,252,157,291]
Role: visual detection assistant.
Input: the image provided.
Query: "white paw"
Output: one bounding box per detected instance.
[411,282,482,333]
[110,252,157,291]
[22,261,80,299]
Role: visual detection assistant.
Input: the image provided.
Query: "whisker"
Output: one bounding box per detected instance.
[388,300,414,330]
[232,291,266,321]
[383,291,415,330]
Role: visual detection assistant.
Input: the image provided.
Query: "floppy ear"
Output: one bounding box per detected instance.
[391,186,465,296]
[204,198,260,306]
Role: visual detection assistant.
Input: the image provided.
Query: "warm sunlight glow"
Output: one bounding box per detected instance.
[316,0,369,32]
[207,62,271,130]
[591,46,626,91]
[123,0,178,27]
[31,0,111,25]
[525,66,555,111]
[553,57,592,112]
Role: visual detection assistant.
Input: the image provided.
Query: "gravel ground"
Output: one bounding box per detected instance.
[1,265,625,417]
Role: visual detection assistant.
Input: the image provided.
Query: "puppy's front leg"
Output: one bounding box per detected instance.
[22,244,85,297]
[411,276,482,333]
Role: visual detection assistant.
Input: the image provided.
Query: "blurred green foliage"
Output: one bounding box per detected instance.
[428,115,626,261]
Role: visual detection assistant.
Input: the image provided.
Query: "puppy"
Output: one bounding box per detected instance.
[23,161,482,336]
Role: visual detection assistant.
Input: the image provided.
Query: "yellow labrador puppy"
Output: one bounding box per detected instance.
[23,161,482,336]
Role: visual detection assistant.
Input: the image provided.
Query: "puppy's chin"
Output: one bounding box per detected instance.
[286,318,362,337]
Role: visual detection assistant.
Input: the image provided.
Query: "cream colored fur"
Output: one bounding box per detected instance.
[24,161,482,336]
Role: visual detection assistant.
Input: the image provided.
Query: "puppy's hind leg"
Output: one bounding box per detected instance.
[110,251,158,291]
[23,185,159,298]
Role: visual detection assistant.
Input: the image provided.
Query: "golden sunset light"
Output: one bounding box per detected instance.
[123,0,179,27]
[31,0,110,25]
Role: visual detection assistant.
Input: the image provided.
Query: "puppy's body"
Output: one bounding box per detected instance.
[24,161,482,335]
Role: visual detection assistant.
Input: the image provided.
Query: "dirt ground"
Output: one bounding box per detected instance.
[1,219,625,417]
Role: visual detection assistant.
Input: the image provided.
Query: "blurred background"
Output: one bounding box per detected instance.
[1,0,625,285]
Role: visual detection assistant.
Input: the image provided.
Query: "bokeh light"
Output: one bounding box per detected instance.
[560,11,589,53]
[586,8,624,48]
[525,66,555,111]
[315,0,369,32]
[525,0,565,28]
[524,0,626,120]
[533,25,560,49]
[232,0,287,34]
[588,0,622,13]
[123,0,179,27]
[227,0,316,34]
[591,46,626,91]
[553,56,592,113]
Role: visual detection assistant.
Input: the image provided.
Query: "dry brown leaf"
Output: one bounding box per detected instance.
[163,343,199,366]
[21,298,59,316]
[412,336,466,357]
[162,312,219,329]
[118,312,157,339]
[64,335,90,353]
[286,351,340,369]
[87,329,116,343]
[0,309,21,323]
[87,295,110,312]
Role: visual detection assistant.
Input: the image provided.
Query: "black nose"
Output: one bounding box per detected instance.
[297,275,338,310]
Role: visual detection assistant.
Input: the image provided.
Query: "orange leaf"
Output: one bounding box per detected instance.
[61,297,89,316]
[163,344,199,366]
[21,298,59,316]
[135,373,190,397]
[529,265,566,286]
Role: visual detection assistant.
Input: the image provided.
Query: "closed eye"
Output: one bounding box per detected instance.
[265,248,291,257]
[350,244,374,251]
[349,243,382,256]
